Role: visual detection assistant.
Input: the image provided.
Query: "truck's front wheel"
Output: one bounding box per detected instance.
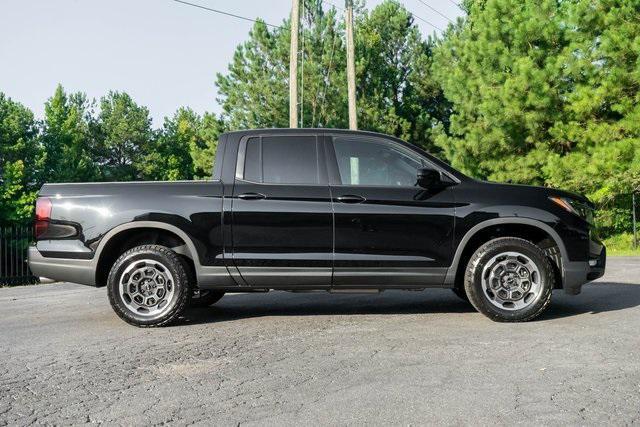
[107,245,191,327]
[464,237,554,322]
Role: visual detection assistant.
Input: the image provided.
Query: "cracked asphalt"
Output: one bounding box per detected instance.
[1,257,640,425]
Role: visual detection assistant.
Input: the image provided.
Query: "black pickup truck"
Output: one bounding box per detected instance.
[28,129,605,326]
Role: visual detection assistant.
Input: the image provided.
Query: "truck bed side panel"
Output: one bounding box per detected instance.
[37,181,225,268]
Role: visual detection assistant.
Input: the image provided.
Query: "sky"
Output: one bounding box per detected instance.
[0,0,464,124]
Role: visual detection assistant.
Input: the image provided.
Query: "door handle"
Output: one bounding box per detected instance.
[237,192,266,200]
[336,194,366,204]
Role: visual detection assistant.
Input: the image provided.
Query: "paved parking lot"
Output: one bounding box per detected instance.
[1,257,639,425]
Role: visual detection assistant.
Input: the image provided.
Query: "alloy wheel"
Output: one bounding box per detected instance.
[118,259,176,318]
[481,251,543,311]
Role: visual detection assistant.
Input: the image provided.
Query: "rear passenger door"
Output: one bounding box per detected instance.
[231,134,333,288]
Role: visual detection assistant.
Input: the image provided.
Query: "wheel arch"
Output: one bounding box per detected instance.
[94,221,201,287]
[446,218,568,289]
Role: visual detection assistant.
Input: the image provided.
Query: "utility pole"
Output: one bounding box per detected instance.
[345,0,357,130]
[289,0,300,128]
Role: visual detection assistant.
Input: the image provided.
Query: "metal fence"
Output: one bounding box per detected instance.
[0,224,39,286]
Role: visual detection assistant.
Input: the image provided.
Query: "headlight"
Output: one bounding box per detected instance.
[549,196,594,223]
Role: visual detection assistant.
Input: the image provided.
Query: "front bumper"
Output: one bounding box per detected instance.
[563,246,606,295]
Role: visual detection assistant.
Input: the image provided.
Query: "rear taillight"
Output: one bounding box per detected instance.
[35,197,52,239]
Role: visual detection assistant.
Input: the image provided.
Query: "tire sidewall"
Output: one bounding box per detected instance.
[465,239,553,322]
[107,246,189,326]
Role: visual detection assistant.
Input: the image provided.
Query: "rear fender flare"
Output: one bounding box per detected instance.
[93,220,201,269]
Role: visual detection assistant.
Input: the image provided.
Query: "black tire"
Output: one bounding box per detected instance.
[451,287,470,303]
[107,244,191,327]
[190,290,225,308]
[464,237,554,322]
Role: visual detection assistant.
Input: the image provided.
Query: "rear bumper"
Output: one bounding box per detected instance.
[563,246,606,295]
[28,246,96,286]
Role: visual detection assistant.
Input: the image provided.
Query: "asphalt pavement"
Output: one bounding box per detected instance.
[1,257,639,425]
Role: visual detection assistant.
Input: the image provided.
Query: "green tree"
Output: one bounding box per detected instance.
[215,1,349,128]
[42,84,97,183]
[433,0,640,235]
[141,108,196,181]
[543,0,640,234]
[433,0,565,181]
[355,0,449,149]
[192,112,224,179]
[0,93,43,223]
[216,18,290,129]
[139,108,223,181]
[95,91,153,181]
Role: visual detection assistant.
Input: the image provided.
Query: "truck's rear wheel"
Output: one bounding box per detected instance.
[107,245,190,327]
[464,237,554,322]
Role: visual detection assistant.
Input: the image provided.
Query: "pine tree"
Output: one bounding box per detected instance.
[95,91,153,181]
[433,0,640,234]
[42,85,97,183]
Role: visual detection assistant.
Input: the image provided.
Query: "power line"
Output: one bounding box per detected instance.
[408,10,444,32]
[170,0,281,29]
[414,0,455,24]
[323,0,443,33]
[446,0,465,11]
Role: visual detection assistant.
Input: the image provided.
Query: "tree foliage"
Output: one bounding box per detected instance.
[95,91,154,181]
[355,1,449,147]
[215,1,347,130]
[192,112,224,179]
[0,94,42,223]
[42,85,97,183]
[140,108,194,181]
[216,0,447,150]
[140,108,222,181]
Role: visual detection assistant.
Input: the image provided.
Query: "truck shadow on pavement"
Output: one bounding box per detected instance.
[540,281,640,320]
[181,281,640,325]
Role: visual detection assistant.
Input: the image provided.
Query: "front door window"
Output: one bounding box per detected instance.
[333,137,427,187]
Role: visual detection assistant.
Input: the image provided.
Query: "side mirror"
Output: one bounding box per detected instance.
[417,167,448,189]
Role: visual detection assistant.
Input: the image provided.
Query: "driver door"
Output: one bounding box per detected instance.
[325,135,456,288]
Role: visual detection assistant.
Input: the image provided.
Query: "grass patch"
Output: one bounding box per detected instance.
[604,233,640,256]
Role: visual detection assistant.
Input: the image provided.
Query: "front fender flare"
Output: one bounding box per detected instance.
[444,217,568,286]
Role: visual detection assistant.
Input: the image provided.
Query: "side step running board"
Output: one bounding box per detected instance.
[285,289,382,294]
[329,289,382,294]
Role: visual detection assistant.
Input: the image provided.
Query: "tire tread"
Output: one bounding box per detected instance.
[464,237,554,322]
[107,244,190,327]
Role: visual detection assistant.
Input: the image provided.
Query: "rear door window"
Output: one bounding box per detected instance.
[243,136,320,184]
